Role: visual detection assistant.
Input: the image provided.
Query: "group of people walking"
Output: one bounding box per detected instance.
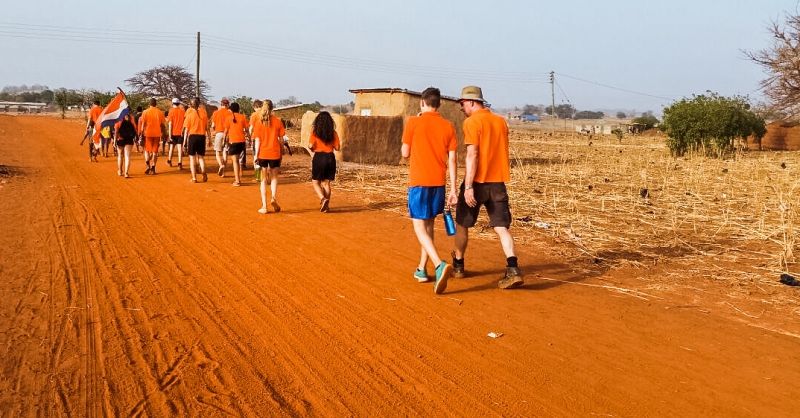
[84,84,522,295]
[85,96,341,216]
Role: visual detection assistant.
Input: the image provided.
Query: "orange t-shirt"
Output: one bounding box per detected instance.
[140,106,166,138]
[463,108,509,183]
[211,108,232,133]
[166,106,186,136]
[225,112,248,143]
[88,105,102,124]
[253,115,286,160]
[198,106,209,132]
[183,108,207,135]
[309,132,340,153]
[402,111,457,187]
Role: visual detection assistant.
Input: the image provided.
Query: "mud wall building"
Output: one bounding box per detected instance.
[301,88,467,165]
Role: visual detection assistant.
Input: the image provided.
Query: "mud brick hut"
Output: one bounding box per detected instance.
[748,121,800,151]
[301,88,466,165]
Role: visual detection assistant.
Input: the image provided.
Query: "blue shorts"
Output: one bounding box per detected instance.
[408,186,445,220]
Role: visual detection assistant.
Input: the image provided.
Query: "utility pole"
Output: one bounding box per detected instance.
[196,32,200,99]
[550,71,556,131]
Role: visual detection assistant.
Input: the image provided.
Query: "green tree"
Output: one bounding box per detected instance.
[661,92,767,157]
[230,96,255,116]
[522,104,541,115]
[545,104,575,119]
[616,111,626,119]
[632,114,659,129]
[574,110,604,119]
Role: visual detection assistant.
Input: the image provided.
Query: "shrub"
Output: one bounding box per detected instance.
[661,92,766,157]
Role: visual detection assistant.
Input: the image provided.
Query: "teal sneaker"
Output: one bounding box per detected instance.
[434,262,453,294]
[414,268,430,283]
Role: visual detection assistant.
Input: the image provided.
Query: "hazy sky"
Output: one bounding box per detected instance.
[0,0,795,113]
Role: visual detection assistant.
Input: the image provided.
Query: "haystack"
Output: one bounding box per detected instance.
[301,111,404,164]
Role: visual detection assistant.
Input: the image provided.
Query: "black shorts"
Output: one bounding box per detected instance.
[256,158,281,169]
[170,135,183,145]
[228,142,246,156]
[455,182,512,229]
[311,152,336,181]
[187,134,206,156]
[116,138,134,147]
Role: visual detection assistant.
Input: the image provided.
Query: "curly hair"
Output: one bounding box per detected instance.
[312,111,336,144]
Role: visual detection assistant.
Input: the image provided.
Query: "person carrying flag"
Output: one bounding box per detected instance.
[114,113,137,178]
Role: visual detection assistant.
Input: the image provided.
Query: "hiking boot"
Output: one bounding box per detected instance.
[434,262,452,294]
[498,267,524,289]
[414,268,430,283]
[451,252,465,278]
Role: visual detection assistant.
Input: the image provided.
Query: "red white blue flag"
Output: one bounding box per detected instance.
[96,88,130,129]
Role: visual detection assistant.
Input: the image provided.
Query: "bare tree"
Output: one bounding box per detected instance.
[747,11,800,117]
[125,65,208,101]
[277,96,301,107]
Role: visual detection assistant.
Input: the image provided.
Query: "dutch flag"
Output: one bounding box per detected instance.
[96,88,130,129]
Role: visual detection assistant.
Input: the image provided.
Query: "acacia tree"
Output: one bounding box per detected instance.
[747,11,800,117]
[125,65,208,101]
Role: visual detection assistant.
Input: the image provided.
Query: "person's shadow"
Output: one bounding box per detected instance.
[445,261,607,295]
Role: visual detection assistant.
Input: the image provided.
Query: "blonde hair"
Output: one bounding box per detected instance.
[260,99,274,123]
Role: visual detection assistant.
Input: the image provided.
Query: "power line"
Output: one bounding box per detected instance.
[555,80,572,105]
[201,41,549,83]
[203,33,549,81]
[557,72,675,101]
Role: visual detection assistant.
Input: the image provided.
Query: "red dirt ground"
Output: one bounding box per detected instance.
[1,114,799,416]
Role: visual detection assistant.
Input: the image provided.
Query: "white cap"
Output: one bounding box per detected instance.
[172,98,180,104]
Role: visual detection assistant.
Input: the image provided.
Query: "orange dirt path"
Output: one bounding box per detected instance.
[1,115,798,417]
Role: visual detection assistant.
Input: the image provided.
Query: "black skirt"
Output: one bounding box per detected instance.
[311,152,336,181]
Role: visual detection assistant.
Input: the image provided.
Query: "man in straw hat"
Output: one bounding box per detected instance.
[452,85,523,289]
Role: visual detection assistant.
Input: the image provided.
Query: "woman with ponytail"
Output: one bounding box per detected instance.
[252,99,287,213]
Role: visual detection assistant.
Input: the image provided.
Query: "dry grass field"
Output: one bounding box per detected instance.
[336,122,800,329]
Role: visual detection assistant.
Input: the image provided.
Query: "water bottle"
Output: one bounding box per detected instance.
[444,209,456,236]
[254,166,262,182]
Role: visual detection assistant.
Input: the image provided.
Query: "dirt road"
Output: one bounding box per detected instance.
[1,114,798,417]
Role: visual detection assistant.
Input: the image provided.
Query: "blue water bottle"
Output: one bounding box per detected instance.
[444,209,456,236]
